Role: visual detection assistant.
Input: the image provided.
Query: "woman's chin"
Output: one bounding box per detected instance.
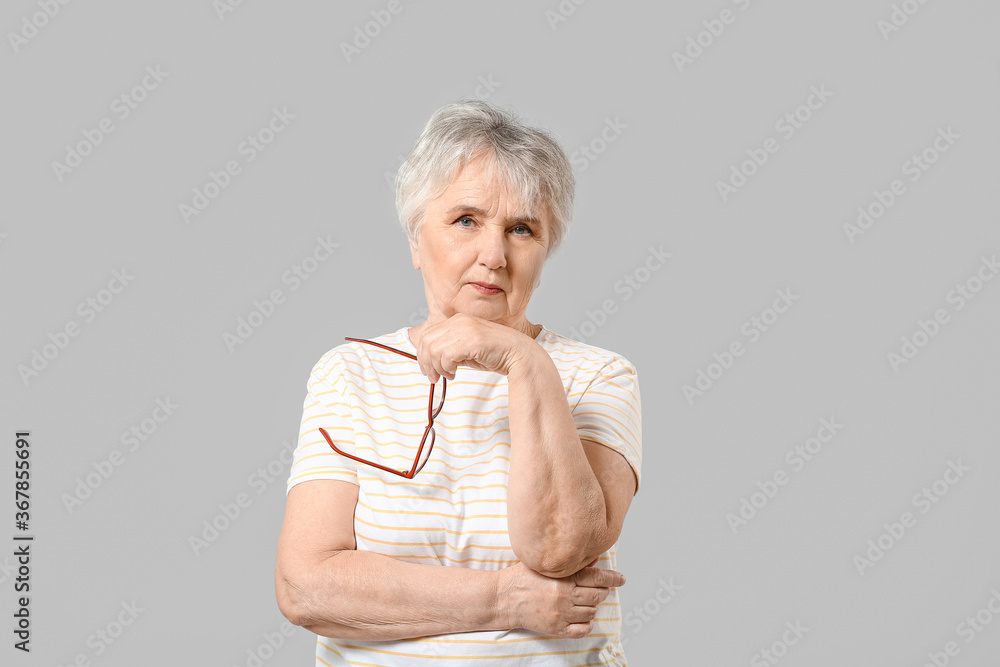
[453,303,504,321]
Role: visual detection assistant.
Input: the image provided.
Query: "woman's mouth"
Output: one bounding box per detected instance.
[470,282,502,295]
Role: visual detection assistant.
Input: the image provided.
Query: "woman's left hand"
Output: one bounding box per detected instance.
[411,314,536,383]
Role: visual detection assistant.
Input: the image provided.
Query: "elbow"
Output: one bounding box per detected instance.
[275,576,307,628]
[276,549,357,634]
[513,533,615,579]
[511,508,622,578]
[533,560,585,580]
[275,561,314,628]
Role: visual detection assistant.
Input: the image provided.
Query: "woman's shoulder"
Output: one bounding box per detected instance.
[538,327,637,376]
[308,327,411,376]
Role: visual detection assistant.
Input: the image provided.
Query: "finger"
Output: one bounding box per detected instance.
[565,604,600,625]
[575,567,625,589]
[430,358,451,383]
[422,347,449,383]
[562,621,595,639]
[571,586,608,607]
[420,362,438,384]
[440,358,459,381]
[419,352,442,384]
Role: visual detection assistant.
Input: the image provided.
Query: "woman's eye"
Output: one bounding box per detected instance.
[457,217,474,227]
[513,225,531,235]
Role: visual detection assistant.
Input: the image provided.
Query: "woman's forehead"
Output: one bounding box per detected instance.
[436,163,540,214]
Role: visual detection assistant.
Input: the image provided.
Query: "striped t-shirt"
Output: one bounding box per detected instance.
[287,324,642,666]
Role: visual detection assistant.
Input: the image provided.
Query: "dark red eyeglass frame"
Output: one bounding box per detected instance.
[318,337,446,479]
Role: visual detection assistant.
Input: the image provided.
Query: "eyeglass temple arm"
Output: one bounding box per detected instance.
[345,337,417,361]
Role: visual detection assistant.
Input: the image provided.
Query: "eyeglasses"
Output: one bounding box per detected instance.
[319,337,446,479]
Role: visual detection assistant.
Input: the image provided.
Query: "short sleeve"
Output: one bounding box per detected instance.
[572,357,642,491]
[286,351,359,495]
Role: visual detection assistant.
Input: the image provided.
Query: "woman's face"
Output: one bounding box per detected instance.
[410,154,550,331]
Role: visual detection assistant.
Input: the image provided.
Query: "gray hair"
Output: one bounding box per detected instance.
[395,99,575,258]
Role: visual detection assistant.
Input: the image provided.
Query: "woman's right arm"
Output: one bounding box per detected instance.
[274,479,625,641]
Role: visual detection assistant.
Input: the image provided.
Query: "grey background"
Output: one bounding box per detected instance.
[3,0,999,665]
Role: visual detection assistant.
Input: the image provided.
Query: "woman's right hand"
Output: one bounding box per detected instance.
[496,561,625,638]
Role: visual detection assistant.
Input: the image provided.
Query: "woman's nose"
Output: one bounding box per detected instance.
[478,229,507,269]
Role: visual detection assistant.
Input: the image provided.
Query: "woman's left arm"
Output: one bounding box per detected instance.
[504,344,638,579]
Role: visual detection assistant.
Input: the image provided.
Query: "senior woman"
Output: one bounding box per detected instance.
[276,99,642,666]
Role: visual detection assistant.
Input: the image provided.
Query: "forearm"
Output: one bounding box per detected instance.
[279,548,507,640]
[505,346,613,577]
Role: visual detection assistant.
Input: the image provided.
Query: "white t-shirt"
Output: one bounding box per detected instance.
[286,325,642,666]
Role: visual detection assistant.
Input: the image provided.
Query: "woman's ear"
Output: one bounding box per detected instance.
[409,236,420,270]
